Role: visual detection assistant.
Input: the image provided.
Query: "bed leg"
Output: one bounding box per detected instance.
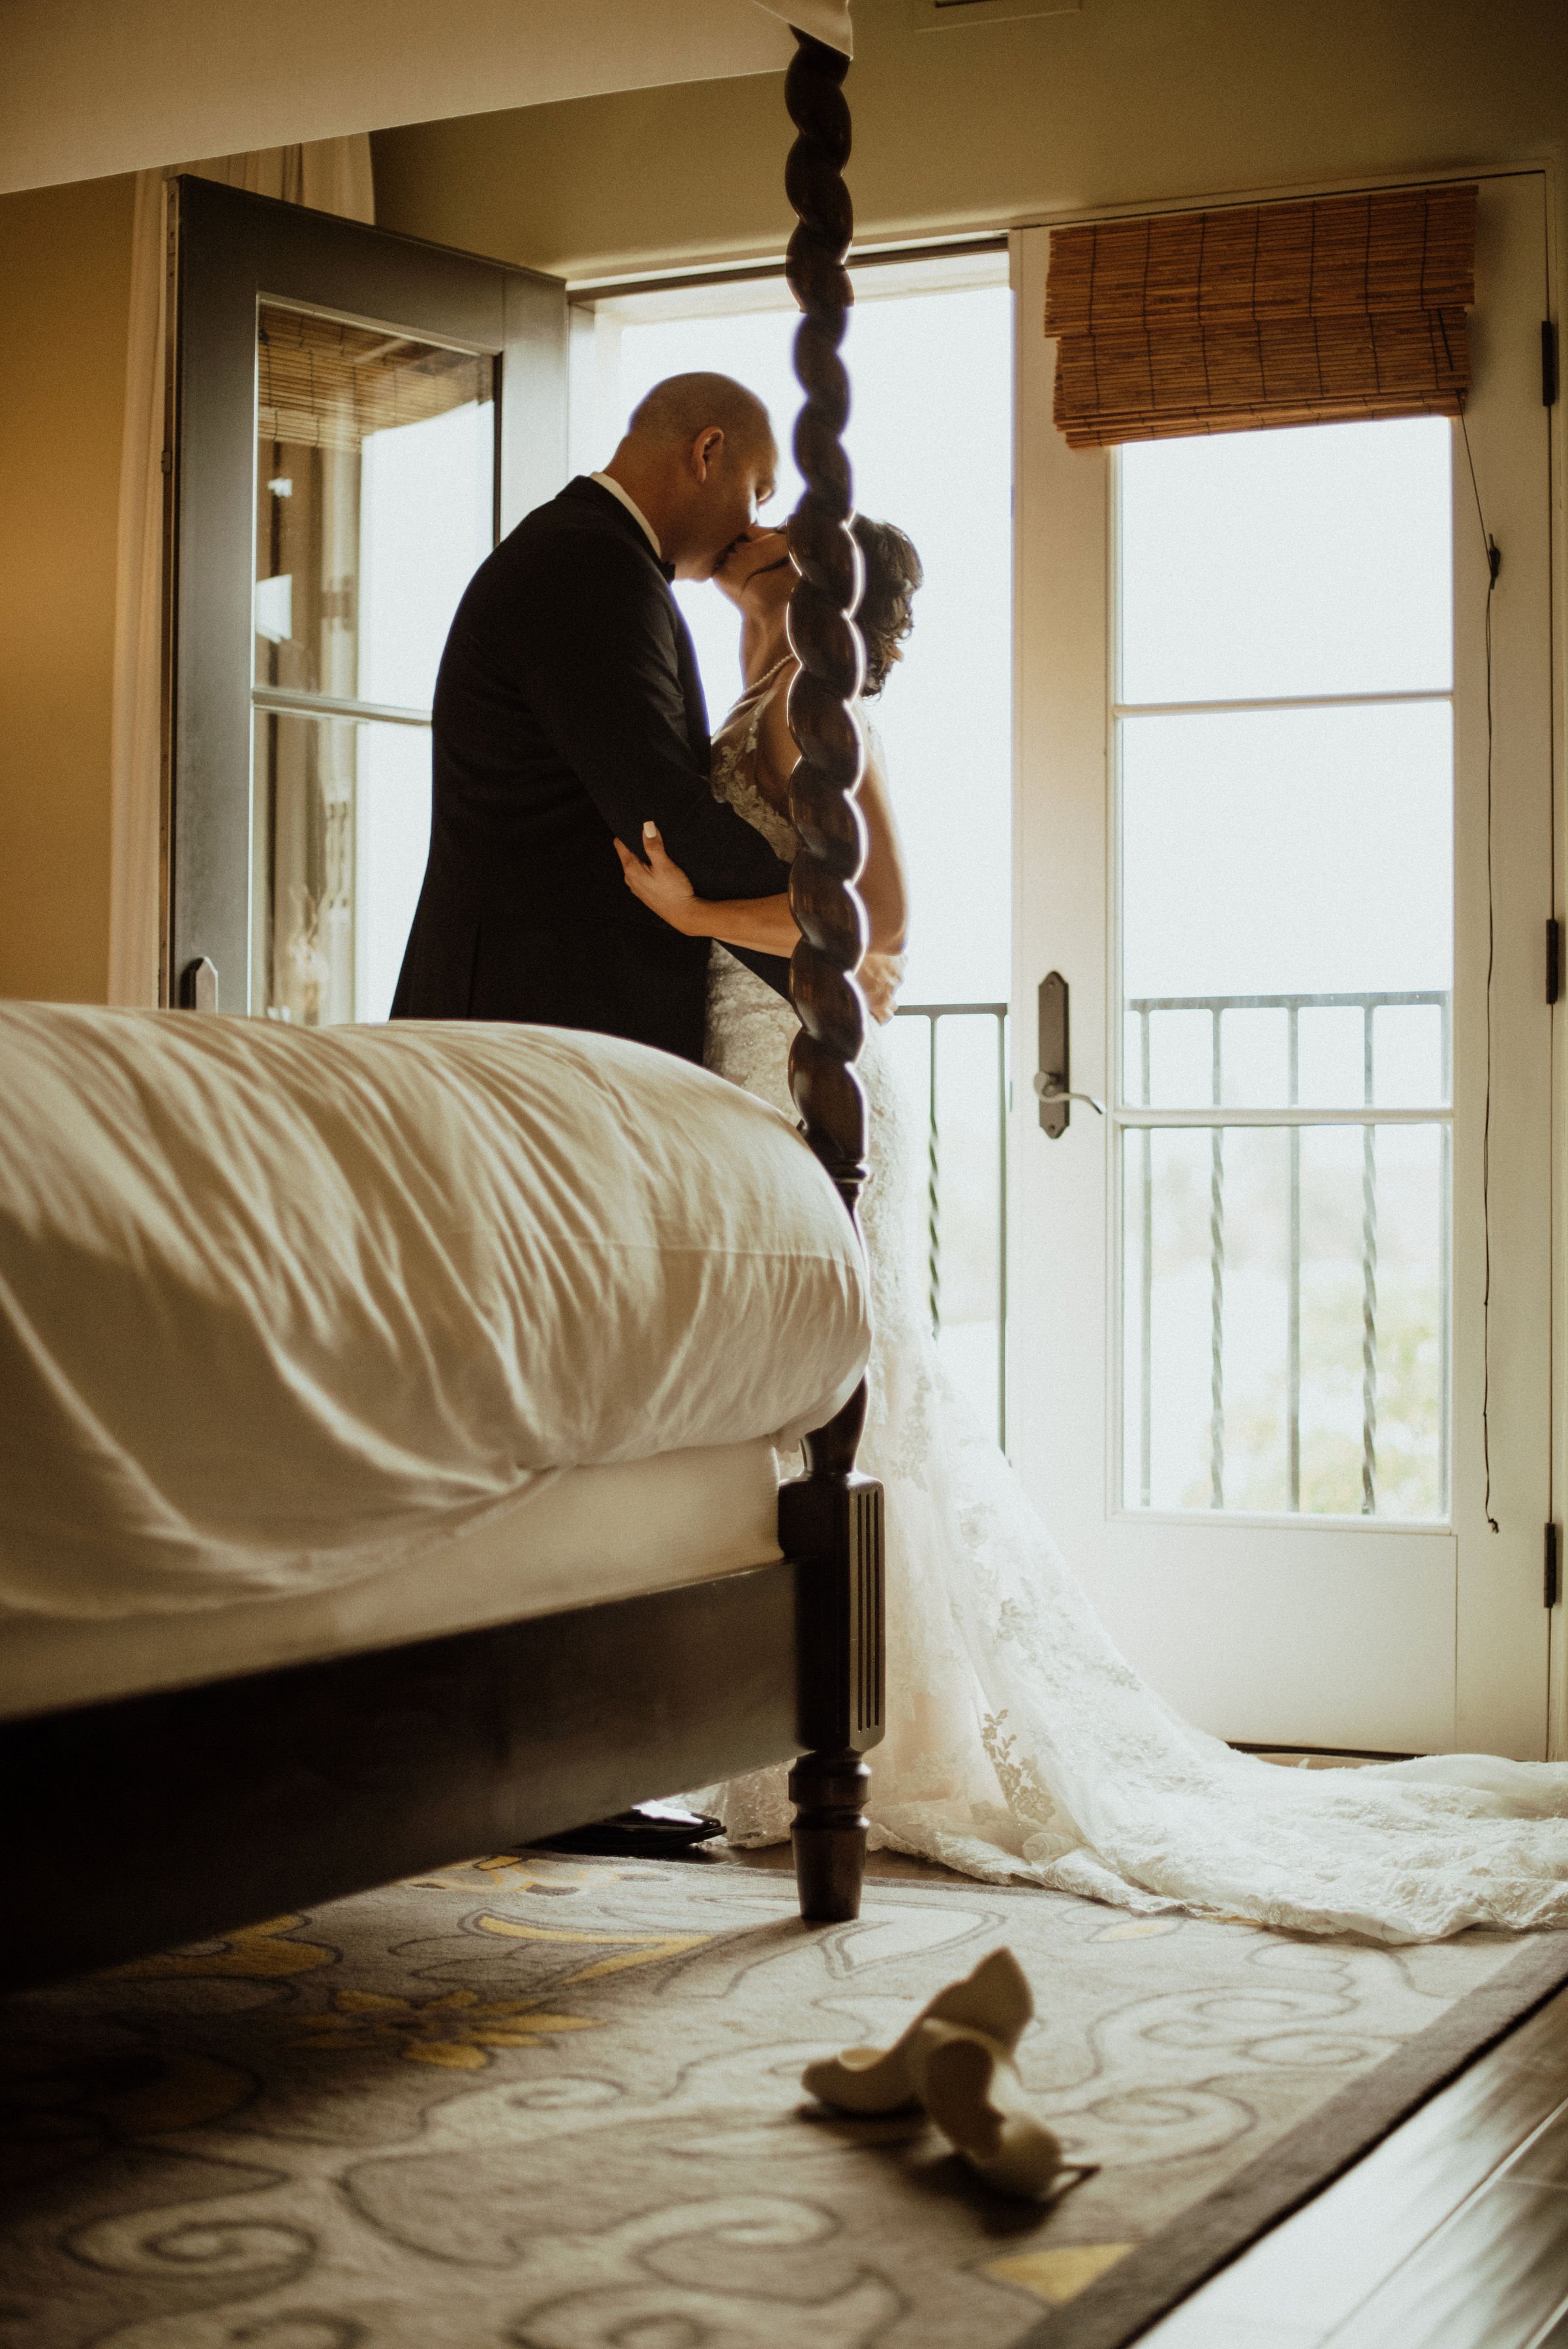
[790,1748,870,1922]
[781,1396,885,1927]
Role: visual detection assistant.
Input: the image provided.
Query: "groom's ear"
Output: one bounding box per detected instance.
[689,425,726,484]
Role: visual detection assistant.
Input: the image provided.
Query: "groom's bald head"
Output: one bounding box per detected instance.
[603,373,778,579]
[628,373,774,460]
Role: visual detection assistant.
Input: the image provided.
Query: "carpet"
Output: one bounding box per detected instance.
[3,1850,1566,2349]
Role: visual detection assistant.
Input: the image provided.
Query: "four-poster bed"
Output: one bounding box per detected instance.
[0,25,885,1991]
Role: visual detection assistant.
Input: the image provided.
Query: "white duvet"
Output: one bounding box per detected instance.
[0,1006,869,1618]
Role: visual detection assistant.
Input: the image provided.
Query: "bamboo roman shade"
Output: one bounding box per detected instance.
[1045,183,1477,448]
[257,307,492,454]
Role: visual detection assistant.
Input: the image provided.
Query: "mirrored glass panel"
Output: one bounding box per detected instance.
[251,713,431,1026]
[254,306,493,707]
[250,305,492,1023]
[1119,418,1453,705]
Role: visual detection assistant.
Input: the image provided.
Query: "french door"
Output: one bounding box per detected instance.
[166,176,567,1018]
[1008,173,1555,1758]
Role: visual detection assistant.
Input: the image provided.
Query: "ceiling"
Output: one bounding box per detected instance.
[0,0,852,196]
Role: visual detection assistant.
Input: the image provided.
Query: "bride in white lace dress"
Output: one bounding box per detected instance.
[617,518,1568,1946]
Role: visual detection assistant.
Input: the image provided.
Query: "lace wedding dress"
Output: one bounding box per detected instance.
[696,668,1568,1944]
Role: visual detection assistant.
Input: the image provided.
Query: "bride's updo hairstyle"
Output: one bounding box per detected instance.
[850,515,923,699]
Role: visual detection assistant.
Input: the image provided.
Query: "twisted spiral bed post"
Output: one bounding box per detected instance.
[778,26,887,1926]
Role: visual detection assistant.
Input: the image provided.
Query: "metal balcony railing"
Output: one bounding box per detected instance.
[886,989,1449,1505]
[1123,990,1452,1516]
[893,1001,1009,1443]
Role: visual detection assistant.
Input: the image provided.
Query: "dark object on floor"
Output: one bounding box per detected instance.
[535,1802,726,1856]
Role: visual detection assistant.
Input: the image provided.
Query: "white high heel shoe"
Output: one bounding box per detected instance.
[906,2016,1072,2199]
[802,1946,1094,2200]
[800,1944,1034,2115]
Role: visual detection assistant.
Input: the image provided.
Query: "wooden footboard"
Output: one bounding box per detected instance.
[0,1561,806,1994]
[2,1454,886,1990]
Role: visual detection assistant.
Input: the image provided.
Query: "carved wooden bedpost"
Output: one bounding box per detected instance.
[778,26,887,1926]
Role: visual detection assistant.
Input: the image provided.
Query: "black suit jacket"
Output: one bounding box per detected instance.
[390,476,793,1063]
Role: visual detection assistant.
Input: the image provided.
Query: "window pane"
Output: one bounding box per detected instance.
[359,404,494,709]
[1121,1123,1446,1519]
[254,306,493,707]
[252,711,430,1026]
[1120,701,1452,1108]
[1119,419,1453,705]
[886,1009,1007,1443]
[933,1012,1005,1437]
[356,726,436,1020]
[613,281,1013,1004]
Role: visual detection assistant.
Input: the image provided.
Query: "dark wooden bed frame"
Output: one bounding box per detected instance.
[0,31,885,1996]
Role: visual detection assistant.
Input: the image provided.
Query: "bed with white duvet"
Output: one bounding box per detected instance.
[0,1004,870,1718]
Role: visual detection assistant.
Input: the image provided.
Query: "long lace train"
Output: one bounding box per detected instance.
[698,942,1568,1946]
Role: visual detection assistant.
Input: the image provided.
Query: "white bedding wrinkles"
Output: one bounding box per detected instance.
[0,1006,869,1618]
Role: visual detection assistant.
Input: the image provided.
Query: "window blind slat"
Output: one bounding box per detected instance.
[1045,184,1476,446]
[256,307,493,455]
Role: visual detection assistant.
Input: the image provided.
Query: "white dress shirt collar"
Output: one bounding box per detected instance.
[589,472,662,559]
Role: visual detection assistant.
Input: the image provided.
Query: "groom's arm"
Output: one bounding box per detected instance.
[514,530,793,903]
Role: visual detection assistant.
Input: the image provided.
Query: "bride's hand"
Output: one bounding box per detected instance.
[615,822,703,934]
[860,950,905,1025]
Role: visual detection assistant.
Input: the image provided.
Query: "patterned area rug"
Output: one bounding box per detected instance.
[4,1851,1566,2349]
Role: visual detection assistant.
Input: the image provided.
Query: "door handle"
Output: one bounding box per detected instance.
[1036,971,1104,1138]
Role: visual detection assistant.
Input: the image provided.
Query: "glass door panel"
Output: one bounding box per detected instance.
[254,308,492,705]
[885,1006,1009,1441]
[251,713,431,1026]
[1121,701,1454,1090]
[1011,178,1553,1755]
[1119,417,1453,703]
[1115,426,1454,1530]
[251,306,494,1024]
[1122,1119,1448,1518]
[356,724,438,1020]
[358,404,494,710]
[168,176,565,1019]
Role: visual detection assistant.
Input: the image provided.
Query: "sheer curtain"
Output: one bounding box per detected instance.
[108,139,375,1008]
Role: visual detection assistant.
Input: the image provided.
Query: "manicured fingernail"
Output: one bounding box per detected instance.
[643,821,657,835]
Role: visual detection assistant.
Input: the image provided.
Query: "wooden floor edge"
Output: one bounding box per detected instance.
[1015,1933,1568,2349]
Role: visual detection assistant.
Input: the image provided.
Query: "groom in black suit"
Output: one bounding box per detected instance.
[393,376,797,1857]
[391,373,793,1062]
